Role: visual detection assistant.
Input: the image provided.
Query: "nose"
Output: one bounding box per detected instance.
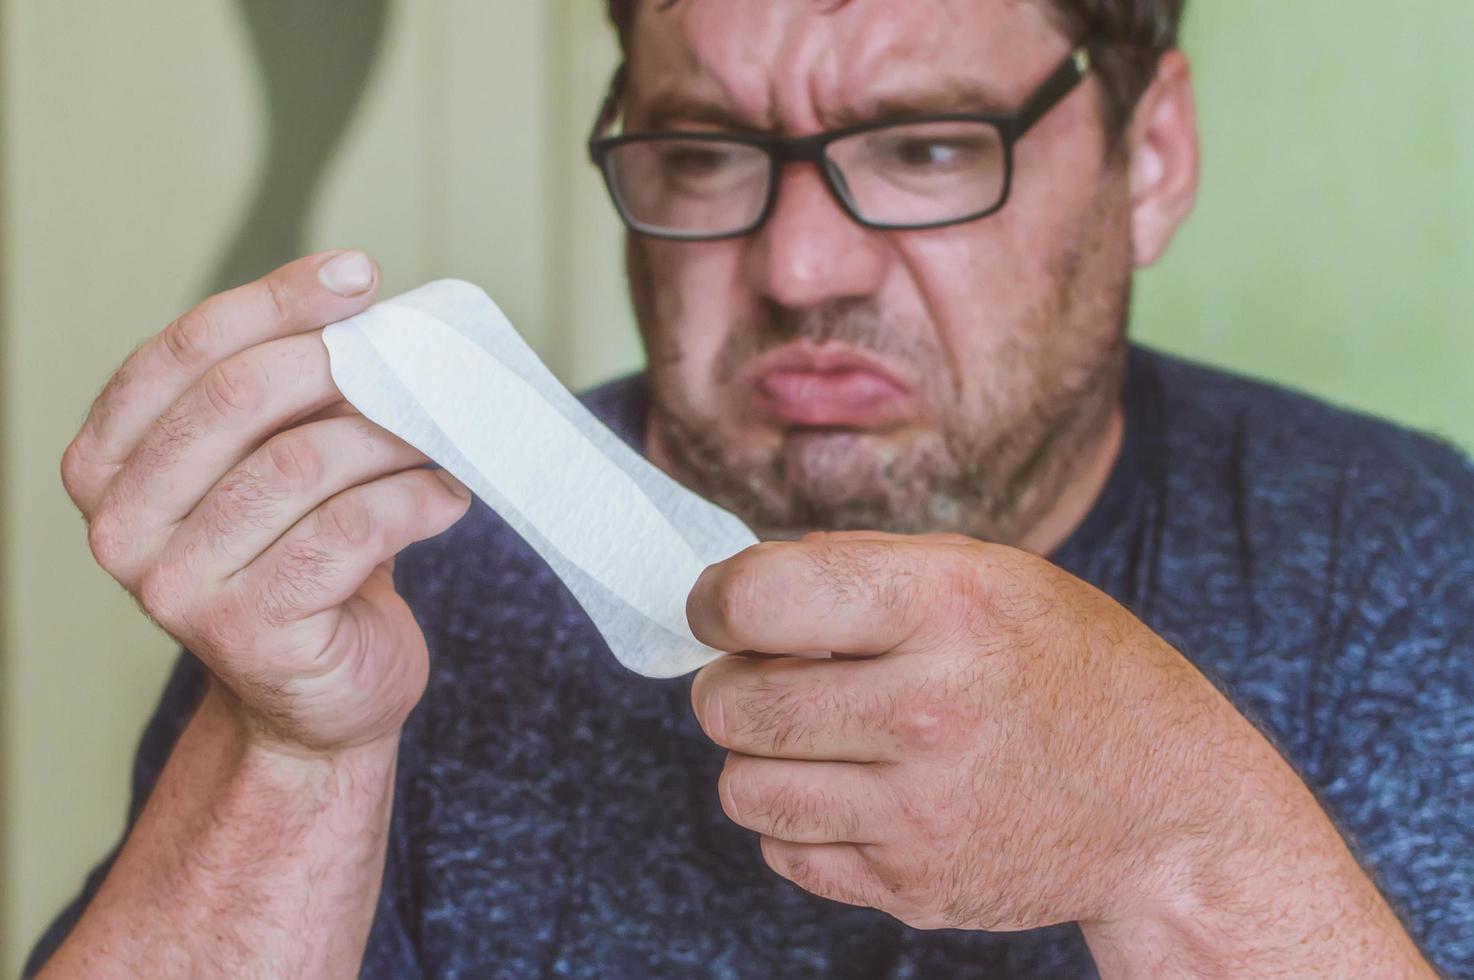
[744,162,890,309]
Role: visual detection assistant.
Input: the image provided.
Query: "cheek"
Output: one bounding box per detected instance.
[637,239,754,386]
[892,132,1120,407]
[893,220,1043,390]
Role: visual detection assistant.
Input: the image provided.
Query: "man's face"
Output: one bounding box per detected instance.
[625,0,1136,543]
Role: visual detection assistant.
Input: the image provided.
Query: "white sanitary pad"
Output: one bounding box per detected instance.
[322,280,758,679]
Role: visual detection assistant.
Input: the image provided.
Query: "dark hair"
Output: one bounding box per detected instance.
[604,0,1186,137]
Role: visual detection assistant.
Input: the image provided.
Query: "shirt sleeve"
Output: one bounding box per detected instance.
[1315,544,1474,976]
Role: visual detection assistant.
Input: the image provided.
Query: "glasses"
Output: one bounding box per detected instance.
[588,42,1099,242]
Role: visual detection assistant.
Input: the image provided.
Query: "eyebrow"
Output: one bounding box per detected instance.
[633,90,776,135]
[831,78,1015,127]
[629,75,1018,137]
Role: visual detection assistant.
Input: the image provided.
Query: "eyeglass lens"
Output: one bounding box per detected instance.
[604,119,1008,238]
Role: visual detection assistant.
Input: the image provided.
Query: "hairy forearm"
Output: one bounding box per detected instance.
[1082,718,1433,979]
[38,681,399,980]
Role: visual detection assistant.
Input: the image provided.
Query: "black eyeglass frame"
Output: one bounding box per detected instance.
[587,41,1102,242]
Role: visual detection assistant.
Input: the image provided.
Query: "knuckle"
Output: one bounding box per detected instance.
[59,438,93,505]
[263,430,325,489]
[883,678,974,755]
[993,563,1056,626]
[404,469,444,516]
[195,587,251,653]
[86,507,129,577]
[201,357,267,417]
[313,496,374,552]
[764,839,861,907]
[717,761,751,823]
[934,554,980,609]
[773,849,819,892]
[890,697,949,753]
[137,564,188,632]
[864,852,922,903]
[713,557,766,638]
[262,274,293,323]
[160,307,219,370]
[769,850,802,885]
[937,558,1002,645]
[695,685,729,745]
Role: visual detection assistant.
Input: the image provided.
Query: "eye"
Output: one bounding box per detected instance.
[887,137,986,170]
[661,145,739,177]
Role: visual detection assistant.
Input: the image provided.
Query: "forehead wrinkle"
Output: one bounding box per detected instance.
[767,6,842,134]
[805,0,1062,129]
[824,2,961,123]
[677,0,799,129]
[837,0,955,82]
[629,0,1070,133]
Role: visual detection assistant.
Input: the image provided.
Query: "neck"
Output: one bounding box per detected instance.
[1012,402,1124,556]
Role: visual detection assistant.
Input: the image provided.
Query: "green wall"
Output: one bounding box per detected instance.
[1135,0,1474,449]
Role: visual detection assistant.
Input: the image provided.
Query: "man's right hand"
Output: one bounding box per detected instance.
[60,251,471,755]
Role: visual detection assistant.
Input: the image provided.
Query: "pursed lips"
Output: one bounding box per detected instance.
[748,343,918,430]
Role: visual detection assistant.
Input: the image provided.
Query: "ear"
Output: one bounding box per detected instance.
[1127,50,1200,268]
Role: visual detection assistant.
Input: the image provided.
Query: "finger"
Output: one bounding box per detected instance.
[719,753,888,844]
[687,537,974,657]
[691,654,898,762]
[759,837,886,912]
[227,467,470,630]
[801,530,979,548]
[63,250,380,515]
[807,533,977,662]
[87,334,343,586]
[297,398,361,426]
[164,415,431,582]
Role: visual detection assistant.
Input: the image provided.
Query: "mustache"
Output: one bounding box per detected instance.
[713,298,937,384]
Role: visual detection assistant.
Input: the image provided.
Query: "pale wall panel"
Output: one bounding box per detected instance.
[0,3,570,972]
[310,1,560,360]
[1,2,262,970]
[549,0,644,391]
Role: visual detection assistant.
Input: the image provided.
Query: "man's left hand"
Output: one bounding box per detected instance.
[687,533,1432,976]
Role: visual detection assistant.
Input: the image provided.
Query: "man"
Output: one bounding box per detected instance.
[26,0,1473,976]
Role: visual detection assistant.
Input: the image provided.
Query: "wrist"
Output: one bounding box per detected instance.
[202,675,402,771]
[1081,715,1423,977]
[194,678,402,813]
[42,678,401,979]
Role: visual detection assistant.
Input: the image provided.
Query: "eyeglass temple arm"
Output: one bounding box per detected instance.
[1014,41,1098,135]
[588,62,628,159]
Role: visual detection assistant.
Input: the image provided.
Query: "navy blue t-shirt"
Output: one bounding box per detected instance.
[29,347,1474,977]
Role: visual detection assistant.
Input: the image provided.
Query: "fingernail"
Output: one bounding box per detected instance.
[318,251,375,297]
[434,468,472,499]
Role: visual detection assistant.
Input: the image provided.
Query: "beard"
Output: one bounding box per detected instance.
[629,179,1134,545]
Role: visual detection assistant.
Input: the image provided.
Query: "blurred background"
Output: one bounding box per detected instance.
[0,0,1469,970]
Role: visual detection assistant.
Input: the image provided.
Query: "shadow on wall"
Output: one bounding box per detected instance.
[212,0,390,294]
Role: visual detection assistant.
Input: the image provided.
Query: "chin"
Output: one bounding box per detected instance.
[773,427,958,534]
[782,427,904,485]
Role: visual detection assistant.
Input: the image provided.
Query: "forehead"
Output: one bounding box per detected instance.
[625,0,1067,129]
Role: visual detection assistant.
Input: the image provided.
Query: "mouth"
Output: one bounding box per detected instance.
[748,343,918,430]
